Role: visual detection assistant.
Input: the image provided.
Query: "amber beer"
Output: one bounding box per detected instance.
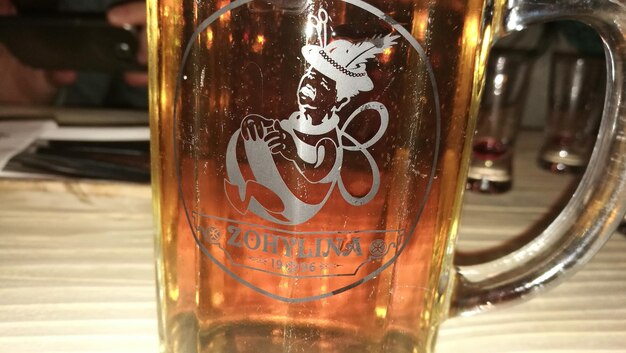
[148,0,487,352]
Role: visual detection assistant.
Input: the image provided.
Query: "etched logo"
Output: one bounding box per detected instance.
[224,9,398,225]
[173,0,441,303]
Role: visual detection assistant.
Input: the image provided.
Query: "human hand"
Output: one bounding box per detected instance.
[107,1,148,87]
[0,0,76,104]
[241,115,274,141]
[264,121,297,160]
[0,0,14,14]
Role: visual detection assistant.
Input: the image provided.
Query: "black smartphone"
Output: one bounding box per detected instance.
[0,14,145,72]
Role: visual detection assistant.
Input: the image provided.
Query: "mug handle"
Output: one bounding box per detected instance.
[451,0,626,316]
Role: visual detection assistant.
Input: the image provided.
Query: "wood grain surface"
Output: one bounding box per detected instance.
[0,131,624,353]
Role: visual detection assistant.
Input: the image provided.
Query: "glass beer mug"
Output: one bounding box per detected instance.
[147,0,626,352]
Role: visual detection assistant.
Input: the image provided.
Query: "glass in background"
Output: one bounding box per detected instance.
[537,51,606,173]
[466,49,535,193]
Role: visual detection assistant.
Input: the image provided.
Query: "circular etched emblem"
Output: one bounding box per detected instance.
[208,227,221,242]
[173,0,440,302]
[369,239,387,258]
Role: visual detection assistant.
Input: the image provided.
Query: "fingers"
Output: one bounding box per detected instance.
[264,131,281,145]
[0,0,16,16]
[108,1,148,85]
[241,121,289,155]
[241,116,274,141]
[241,126,250,140]
[124,71,149,87]
[241,125,262,141]
[269,144,286,154]
[0,43,74,104]
[254,121,265,140]
[260,117,274,126]
[241,124,263,141]
[46,70,78,87]
[264,131,287,153]
[107,1,147,26]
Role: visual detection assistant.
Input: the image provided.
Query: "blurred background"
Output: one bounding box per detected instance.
[0,1,614,203]
[0,0,148,109]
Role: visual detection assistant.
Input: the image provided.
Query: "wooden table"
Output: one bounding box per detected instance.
[0,131,624,353]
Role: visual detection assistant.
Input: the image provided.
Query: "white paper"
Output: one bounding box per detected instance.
[39,126,150,142]
[0,120,58,171]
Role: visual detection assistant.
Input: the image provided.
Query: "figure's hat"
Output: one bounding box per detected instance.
[302,9,400,100]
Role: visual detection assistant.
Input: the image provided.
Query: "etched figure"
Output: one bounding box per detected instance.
[225,9,399,225]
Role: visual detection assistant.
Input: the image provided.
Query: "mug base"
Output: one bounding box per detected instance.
[466,177,512,194]
[161,313,434,353]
